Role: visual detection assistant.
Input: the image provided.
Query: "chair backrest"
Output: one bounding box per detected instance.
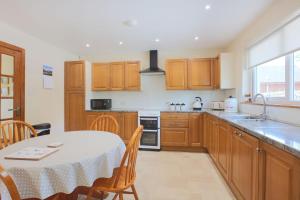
[89,115,119,134]
[0,165,21,200]
[113,126,143,188]
[0,120,37,149]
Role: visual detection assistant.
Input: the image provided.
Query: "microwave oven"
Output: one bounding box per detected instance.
[90,99,112,110]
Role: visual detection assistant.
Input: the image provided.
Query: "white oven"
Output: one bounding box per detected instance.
[138,110,160,150]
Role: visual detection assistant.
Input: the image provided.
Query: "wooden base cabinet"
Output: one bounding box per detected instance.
[123,112,138,144]
[217,121,231,179]
[259,142,300,200]
[161,128,189,147]
[188,113,203,147]
[229,128,259,200]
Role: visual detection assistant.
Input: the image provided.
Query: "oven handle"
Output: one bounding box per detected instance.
[139,117,158,121]
[143,129,158,132]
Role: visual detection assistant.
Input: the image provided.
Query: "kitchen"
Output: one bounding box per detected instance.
[0,0,300,200]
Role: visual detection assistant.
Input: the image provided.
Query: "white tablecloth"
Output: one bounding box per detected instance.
[0,131,126,200]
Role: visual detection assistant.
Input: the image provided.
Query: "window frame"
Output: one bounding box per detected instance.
[252,50,300,105]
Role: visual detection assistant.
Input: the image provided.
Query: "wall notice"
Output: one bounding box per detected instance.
[43,65,53,89]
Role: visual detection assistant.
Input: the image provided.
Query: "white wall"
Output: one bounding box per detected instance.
[84,50,233,111]
[0,20,77,133]
[227,0,300,125]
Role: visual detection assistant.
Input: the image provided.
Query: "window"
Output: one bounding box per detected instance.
[253,50,300,103]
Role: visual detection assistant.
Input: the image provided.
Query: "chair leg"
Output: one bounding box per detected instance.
[131,185,139,200]
[119,193,124,200]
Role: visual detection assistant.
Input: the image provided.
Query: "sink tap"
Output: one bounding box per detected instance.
[253,93,267,120]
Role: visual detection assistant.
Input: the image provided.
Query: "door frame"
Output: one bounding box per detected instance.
[0,40,25,121]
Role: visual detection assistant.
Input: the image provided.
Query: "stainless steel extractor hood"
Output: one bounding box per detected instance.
[140,50,165,75]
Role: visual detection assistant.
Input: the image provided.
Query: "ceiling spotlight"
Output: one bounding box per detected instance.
[155,38,160,42]
[194,36,199,40]
[205,4,211,10]
[123,19,138,27]
[85,43,90,48]
[119,41,124,45]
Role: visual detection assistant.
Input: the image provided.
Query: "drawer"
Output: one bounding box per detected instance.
[161,128,189,147]
[161,113,189,128]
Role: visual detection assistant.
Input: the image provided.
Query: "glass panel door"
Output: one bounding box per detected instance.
[0,54,16,121]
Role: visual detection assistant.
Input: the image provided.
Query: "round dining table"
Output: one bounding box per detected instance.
[0,131,126,200]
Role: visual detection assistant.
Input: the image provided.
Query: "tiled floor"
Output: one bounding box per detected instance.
[81,151,235,200]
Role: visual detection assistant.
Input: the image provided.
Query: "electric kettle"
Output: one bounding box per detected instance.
[193,97,203,111]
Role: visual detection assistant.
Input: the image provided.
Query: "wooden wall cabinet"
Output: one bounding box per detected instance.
[125,61,141,90]
[165,59,188,90]
[64,61,85,131]
[92,63,110,90]
[260,142,300,200]
[213,53,235,89]
[92,61,140,91]
[229,128,259,200]
[188,58,214,89]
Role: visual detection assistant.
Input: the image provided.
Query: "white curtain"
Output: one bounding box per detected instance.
[247,14,300,68]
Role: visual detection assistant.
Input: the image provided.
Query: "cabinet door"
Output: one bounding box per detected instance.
[188,58,213,89]
[86,113,102,129]
[217,121,230,179]
[125,62,140,90]
[106,112,124,137]
[213,57,220,89]
[188,113,203,147]
[165,59,188,90]
[65,61,85,91]
[123,112,138,144]
[65,92,85,131]
[161,128,188,147]
[210,118,219,162]
[92,63,110,90]
[229,128,259,200]
[110,62,125,90]
[261,142,300,200]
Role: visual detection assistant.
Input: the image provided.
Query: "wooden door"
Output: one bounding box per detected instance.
[110,62,124,90]
[65,61,85,91]
[188,58,213,89]
[161,128,189,147]
[165,59,188,90]
[217,121,230,179]
[0,41,25,121]
[123,112,138,144]
[65,92,85,131]
[188,113,203,147]
[260,142,300,200]
[92,63,110,91]
[229,128,259,200]
[125,62,140,90]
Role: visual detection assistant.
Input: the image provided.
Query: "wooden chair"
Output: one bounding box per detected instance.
[86,126,143,200]
[0,164,21,200]
[0,120,37,149]
[89,115,119,134]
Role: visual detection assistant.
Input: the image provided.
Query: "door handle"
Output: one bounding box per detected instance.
[8,107,20,112]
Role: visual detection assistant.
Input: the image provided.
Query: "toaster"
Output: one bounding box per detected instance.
[210,101,225,110]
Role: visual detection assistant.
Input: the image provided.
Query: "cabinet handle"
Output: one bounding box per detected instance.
[238,133,243,137]
[256,148,263,153]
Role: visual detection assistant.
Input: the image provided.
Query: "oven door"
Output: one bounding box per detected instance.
[139,117,159,130]
[140,130,160,149]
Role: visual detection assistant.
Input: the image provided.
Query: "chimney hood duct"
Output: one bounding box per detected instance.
[140,50,165,75]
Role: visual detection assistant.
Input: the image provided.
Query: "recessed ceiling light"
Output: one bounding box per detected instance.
[85,43,90,48]
[205,4,211,10]
[155,38,160,42]
[119,41,124,45]
[194,36,199,40]
[123,19,138,27]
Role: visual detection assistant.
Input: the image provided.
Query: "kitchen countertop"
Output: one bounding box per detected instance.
[86,109,300,158]
[206,110,300,159]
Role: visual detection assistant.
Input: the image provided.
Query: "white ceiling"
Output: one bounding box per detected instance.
[0,0,274,57]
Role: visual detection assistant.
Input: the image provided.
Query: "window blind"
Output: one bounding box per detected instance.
[247,14,300,68]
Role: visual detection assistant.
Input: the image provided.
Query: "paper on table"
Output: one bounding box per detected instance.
[5,147,59,161]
